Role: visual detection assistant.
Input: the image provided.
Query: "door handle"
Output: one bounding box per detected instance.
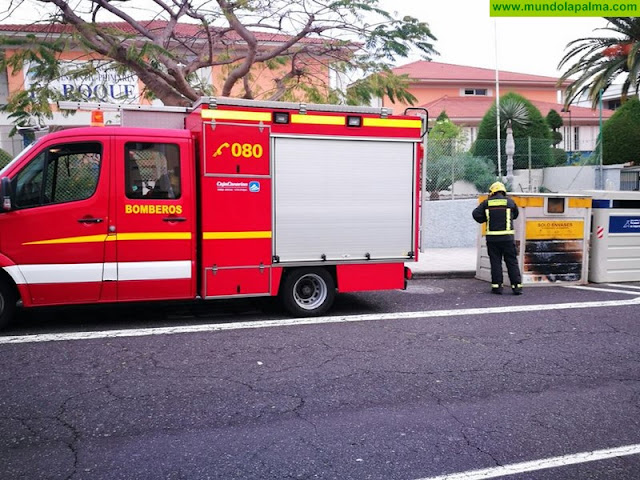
[163,216,187,222]
[78,217,103,224]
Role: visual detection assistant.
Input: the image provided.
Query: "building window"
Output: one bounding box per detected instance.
[463,88,488,96]
[0,65,8,105]
[607,99,622,110]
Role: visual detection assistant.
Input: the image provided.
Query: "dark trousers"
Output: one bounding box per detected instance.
[487,240,521,286]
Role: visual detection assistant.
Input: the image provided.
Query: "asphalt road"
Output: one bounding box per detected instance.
[1,278,640,480]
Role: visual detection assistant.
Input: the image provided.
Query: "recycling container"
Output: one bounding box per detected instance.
[476,193,591,286]
[586,190,640,283]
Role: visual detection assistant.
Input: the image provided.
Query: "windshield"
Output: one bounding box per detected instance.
[0,142,36,177]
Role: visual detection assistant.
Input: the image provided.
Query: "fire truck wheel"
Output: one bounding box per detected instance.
[0,280,17,330]
[281,268,336,317]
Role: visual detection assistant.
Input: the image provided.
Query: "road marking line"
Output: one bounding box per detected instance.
[414,443,640,480]
[2,297,640,345]
[605,283,640,290]
[565,285,640,296]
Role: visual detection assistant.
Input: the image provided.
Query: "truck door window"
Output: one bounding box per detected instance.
[13,142,102,209]
[125,142,181,200]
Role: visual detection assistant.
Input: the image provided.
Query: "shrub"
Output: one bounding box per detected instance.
[602,97,640,165]
[0,148,11,169]
[551,147,567,166]
[461,154,497,192]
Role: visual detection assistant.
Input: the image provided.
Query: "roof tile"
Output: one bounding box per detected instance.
[394,60,567,85]
[422,95,613,123]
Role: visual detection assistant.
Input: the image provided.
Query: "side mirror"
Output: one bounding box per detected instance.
[1,177,13,211]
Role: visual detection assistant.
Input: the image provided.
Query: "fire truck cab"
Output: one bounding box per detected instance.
[0,98,424,328]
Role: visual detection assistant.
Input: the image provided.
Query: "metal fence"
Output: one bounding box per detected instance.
[425,137,600,200]
[0,132,50,170]
[0,136,24,167]
[621,170,640,191]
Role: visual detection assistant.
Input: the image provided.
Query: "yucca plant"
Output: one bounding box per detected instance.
[499,97,530,129]
[473,92,553,170]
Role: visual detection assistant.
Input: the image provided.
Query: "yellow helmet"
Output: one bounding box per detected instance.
[489,181,506,194]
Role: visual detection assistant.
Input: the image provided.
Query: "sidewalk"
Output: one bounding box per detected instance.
[407,247,477,278]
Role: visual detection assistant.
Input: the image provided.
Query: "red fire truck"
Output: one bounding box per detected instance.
[0,98,425,328]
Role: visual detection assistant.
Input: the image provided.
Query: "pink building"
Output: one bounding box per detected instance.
[385,61,613,153]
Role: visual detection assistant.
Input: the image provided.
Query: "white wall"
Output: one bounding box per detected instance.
[542,165,596,192]
[514,164,624,192]
[512,169,544,193]
[422,198,478,248]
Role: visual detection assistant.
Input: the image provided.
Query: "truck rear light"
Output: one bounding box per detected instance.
[404,266,413,280]
[273,112,290,124]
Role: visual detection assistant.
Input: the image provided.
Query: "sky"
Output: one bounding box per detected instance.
[380,0,610,79]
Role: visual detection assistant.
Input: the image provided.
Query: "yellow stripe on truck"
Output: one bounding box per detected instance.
[23,234,109,245]
[203,231,272,240]
[23,232,191,245]
[291,114,344,126]
[363,118,422,129]
[201,109,271,122]
[114,233,192,241]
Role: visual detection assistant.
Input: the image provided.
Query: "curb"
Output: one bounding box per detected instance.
[411,270,477,280]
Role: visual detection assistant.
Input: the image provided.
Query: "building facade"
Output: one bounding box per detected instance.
[384,61,614,153]
[0,22,337,156]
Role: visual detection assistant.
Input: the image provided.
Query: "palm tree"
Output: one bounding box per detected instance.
[559,17,640,108]
[499,96,530,129]
[474,92,553,172]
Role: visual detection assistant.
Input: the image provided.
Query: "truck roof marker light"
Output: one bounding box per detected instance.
[347,116,362,127]
[91,110,104,127]
[273,112,290,124]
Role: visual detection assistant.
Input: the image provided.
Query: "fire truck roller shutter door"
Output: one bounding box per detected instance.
[280,267,336,317]
[273,137,414,262]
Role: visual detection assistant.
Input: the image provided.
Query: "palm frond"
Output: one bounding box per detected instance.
[500,98,529,129]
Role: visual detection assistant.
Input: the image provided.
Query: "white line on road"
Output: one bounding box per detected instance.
[565,285,640,296]
[1,296,639,345]
[414,443,640,480]
[605,283,640,290]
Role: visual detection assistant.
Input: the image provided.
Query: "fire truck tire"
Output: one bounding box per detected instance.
[0,280,17,330]
[281,268,336,317]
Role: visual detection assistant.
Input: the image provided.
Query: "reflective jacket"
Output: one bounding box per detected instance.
[472,192,519,242]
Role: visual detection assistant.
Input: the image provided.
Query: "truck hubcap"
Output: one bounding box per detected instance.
[293,274,327,310]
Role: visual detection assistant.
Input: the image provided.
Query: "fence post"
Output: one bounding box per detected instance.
[528,136,532,192]
[451,149,455,200]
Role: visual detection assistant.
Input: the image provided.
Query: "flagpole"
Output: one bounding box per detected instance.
[494,19,502,180]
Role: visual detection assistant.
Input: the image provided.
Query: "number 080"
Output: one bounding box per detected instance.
[231,143,263,159]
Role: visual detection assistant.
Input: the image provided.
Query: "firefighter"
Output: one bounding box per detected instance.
[472,181,523,295]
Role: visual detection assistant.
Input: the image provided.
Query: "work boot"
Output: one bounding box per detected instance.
[491,284,502,295]
[512,285,523,295]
